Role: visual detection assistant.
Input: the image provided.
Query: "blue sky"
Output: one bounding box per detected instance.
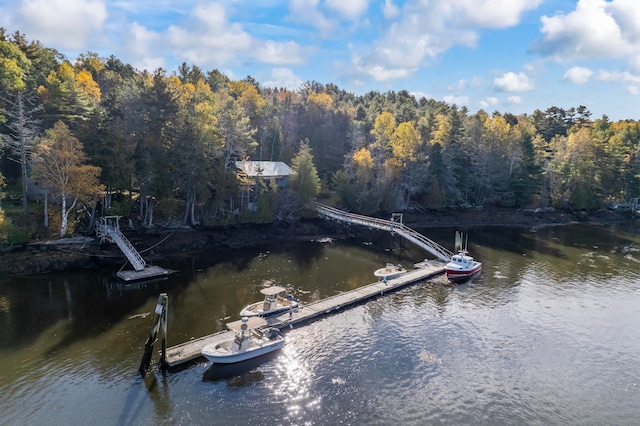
[2,0,640,121]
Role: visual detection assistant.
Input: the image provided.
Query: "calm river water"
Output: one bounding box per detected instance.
[1,222,640,425]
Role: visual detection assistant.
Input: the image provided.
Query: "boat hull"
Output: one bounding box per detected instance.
[202,337,284,364]
[374,264,407,281]
[445,263,482,278]
[446,268,481,284]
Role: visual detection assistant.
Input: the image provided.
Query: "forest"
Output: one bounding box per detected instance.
[2,29,640,243]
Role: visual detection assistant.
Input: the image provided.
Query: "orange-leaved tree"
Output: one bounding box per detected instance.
[32,121,103,237]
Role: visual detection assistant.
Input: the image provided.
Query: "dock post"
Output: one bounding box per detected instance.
[139,293,168,376]
[160,295,168,371]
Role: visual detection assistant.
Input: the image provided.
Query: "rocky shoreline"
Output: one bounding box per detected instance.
[0,207,633,276]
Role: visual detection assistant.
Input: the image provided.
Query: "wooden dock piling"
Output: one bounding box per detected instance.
[139,293,168,375]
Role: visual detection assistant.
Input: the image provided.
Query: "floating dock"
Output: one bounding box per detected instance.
[164,259,446,368]
[116,265,169,282]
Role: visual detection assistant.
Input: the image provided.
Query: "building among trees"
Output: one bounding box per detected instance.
[236,161,294,211]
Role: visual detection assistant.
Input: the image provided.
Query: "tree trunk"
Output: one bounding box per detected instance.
[190,193,197,225]
[43,189,49,228]
[182,192,196,225]
[60,193,67,237]
[146,198,154,227]
[86,200,97,233]
[60,193,78,237]
[182,196,190,225]
[17,92,29,216]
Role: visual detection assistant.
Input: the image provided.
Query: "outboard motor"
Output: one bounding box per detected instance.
[267,328,282,340]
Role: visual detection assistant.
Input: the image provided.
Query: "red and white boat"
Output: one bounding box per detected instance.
[445,232,482,281]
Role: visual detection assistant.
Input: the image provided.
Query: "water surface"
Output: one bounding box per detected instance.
[1,223,639,425]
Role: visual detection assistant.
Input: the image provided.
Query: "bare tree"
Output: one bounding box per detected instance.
[1,90,42,214]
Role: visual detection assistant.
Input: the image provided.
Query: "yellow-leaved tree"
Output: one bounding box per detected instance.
[32,121,104,237]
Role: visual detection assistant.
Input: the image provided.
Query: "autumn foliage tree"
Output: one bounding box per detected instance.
[32,121,103,237]
[4,30,640,237]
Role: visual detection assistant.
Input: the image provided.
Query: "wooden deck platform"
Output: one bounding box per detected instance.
[116,265,169,282]
[164,259,446,368]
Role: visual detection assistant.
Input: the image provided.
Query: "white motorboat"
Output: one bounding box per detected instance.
[201,317,284,364]
[240,285,299,317]
[374,263,407,281]
[445,232,482,282]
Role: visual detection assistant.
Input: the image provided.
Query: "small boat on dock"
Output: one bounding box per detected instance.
[240,285,299,317]
[201,317,284,364]
[445,232,482,281]
[374,263,407,281]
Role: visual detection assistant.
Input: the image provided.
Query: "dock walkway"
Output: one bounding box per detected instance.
[164,259,445,367]
[314,203,453,261]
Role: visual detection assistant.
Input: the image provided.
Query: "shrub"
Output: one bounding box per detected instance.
[6,223,33,245]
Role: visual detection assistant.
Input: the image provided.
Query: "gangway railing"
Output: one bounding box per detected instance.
[96,216,147,271]
[314,203,453,262]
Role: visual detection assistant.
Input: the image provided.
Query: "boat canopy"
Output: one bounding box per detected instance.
[260,285,288,296]
[227,316,267,332]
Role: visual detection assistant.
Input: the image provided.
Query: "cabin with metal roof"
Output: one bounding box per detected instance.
[235,161,295,211]
[236,161,294,187]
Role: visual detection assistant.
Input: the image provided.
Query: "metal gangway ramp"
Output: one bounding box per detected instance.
[96,216,168,281]
[97,216,146,270]
[315,203,453,262]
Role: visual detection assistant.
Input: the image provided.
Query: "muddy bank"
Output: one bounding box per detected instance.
[0,219,349,275]
[0,208,634,276]
[401,206,632,229]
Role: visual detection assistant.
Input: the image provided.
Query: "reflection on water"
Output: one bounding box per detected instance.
[202,353,278,385]
[2,223,640,424]
[445,270,482,286]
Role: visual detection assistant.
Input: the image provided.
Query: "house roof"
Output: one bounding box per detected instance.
[235,161,293,177]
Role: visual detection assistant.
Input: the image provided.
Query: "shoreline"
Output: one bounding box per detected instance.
[0,207,634,276]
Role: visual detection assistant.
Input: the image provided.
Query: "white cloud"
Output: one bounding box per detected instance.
[597,70,640,84]
[161,3,307,69]
[351,0,541,84]
[479,97,499,109]
[451,0,543,28]
[628,85,639,95]
[325,0,370,20]
[288,0,334,33]
[254,40,308,65]
[534,0,640,61]
[494,72,534,92]
[443,95,470,106]
[262,67,304,90]
[1,0,108,50]
[410,90,430,100]
[122,22,165,71]
[507,96,523,105]
[563,66,593,84]
[366,64,414,81]
[382,0,399,20]
[448,76,482,91]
